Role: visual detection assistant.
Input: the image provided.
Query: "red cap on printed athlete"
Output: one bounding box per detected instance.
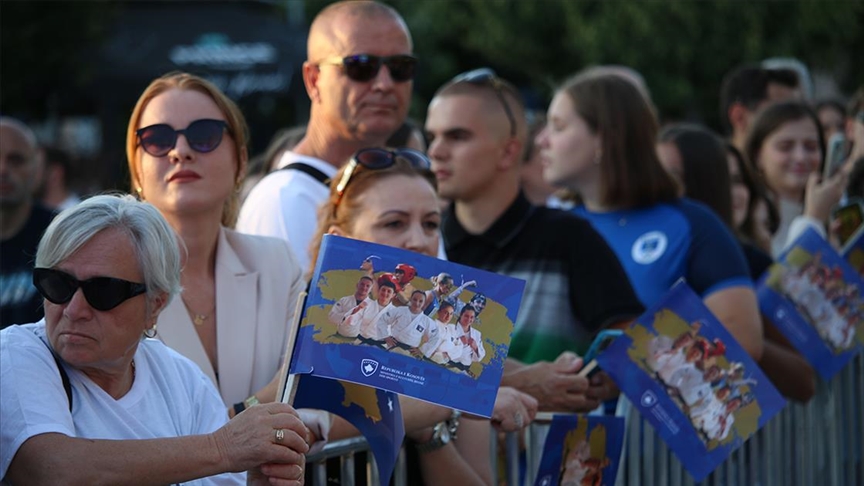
[377,273,400,291]
[394,263,417,285]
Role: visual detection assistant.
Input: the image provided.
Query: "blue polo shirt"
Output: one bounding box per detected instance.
[572,198,752,307]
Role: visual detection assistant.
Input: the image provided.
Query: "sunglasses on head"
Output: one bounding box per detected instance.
[333,147,431,215]
[33,268,147,312]
[449,68,517,137]
[136,119,229,157]
[318,54,418,83]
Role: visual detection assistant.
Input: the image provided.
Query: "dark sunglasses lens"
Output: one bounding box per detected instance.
[185,120,225,153]
[138,125,177,157]
[83,277,130,311]
[355,149,395,169]
[344,55,380,82]
[33,269,76,305]
[385,57,417,82]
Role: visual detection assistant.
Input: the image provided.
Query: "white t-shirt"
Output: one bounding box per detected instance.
[236,152,338,272]
[0,322,243,485]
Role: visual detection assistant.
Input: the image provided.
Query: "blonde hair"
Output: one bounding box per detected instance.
[126,71,249,227]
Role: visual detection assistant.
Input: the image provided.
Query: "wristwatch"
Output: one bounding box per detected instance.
[415,410,461,454]
[244,395,260,409]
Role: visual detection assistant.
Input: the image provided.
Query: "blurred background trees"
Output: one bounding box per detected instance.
[2,0,861,191]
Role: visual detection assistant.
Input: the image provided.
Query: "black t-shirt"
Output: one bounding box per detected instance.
[1,204,55,328]
[443,192,644,359]
[740,240,774,282]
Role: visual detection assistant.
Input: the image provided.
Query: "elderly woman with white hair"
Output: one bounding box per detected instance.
[0,194,308,485]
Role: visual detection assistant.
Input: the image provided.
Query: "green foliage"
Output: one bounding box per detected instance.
[370,0,863,129]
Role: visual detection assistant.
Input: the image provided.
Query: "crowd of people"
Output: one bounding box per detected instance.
[2,0,863,484]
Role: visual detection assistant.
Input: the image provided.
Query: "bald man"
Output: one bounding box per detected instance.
[238,0,415,271]
[1,117,55,328]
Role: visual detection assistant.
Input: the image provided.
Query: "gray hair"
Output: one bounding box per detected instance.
[35,194,182,308]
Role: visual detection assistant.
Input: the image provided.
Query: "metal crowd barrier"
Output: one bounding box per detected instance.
[303,352,862,486]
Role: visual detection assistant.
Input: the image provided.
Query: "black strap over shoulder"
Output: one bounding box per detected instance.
[280,162,331,186]
[39,337,73,411]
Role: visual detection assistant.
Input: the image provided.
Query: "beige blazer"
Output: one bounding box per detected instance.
[158,227,306,406]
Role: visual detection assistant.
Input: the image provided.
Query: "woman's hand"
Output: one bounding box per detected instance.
[213,402,309,475]
[490,386,538,432]
[803,170,847,223]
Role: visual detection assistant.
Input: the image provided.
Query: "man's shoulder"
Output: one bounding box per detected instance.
[518,205,600,240]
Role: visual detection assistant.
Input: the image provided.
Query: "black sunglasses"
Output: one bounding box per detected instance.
[136,119,229,157]
[333,147,431,215]
[318,54,418,83]
[33,268,147,312]
[450,68,517,137]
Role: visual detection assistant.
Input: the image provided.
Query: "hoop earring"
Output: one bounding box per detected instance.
[144,325,157,338]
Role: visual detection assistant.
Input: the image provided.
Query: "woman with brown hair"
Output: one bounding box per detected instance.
[537,72,763,360]
[744,100,846,257]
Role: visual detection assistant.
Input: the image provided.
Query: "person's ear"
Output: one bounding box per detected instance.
[728,103,749,134]
[147,291,170,322]
[303,61,322,103]
[327,224,346,237]
[498,137,524,170]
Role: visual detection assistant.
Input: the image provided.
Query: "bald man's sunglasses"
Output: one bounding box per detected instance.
[34,268,147,311]
[318,54,418,83]
[449,68,517,137]
[333,147,430,216]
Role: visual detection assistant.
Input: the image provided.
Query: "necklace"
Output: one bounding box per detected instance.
[182,297,215,326]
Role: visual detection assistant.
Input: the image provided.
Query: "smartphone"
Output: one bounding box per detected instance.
[823,133,848,179]
[832,198,864,246]
[577,329,623,377]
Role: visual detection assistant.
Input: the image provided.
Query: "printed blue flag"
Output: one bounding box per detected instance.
[293,375,404,484]
[757,228,864,379]
[290,234,525,417]
[533,415,625,486]
[596,282,786,481]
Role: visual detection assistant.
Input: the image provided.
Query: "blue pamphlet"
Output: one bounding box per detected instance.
[533,415,625,486]
[596,282,786,481]
[289,234,526,417]
[757,228,864,379]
